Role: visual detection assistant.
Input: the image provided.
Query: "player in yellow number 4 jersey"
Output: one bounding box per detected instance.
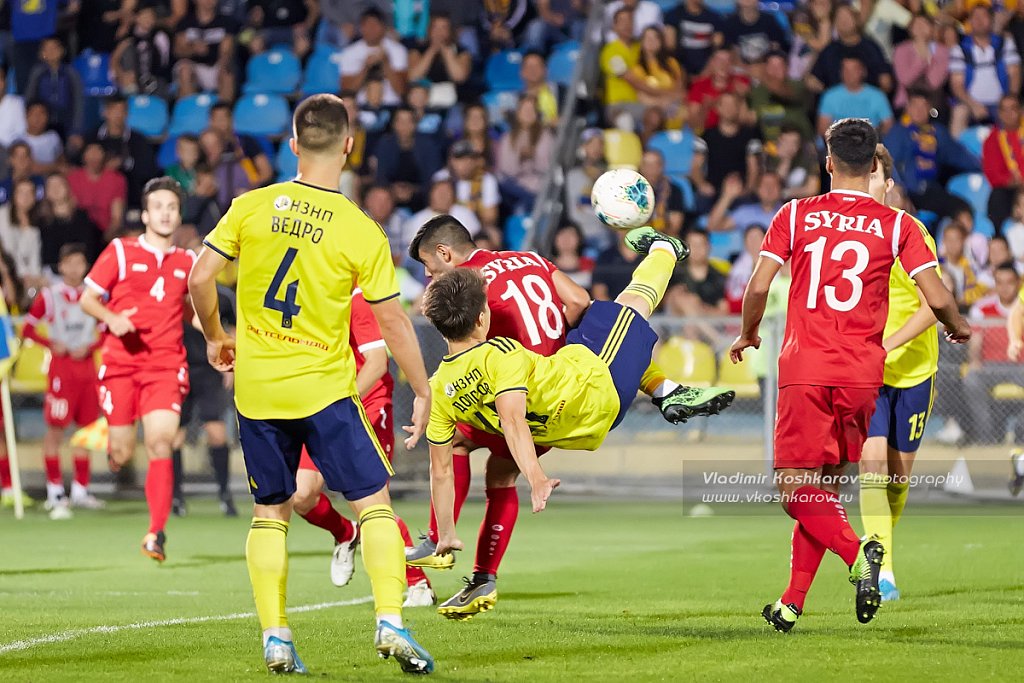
[423,227,692,554]
[188,94,436,675]
[859,145,941,603]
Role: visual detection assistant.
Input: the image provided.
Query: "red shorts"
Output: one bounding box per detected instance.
[98,364,190,427]
[774,385,879,470]
[298,400,394,471]
[455,423,551,460]
[45,358,101,429]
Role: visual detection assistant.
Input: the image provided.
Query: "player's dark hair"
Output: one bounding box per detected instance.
[825,118,878,177]
[422,268,488,341]
[408,214,475,263]
[874,144,894,181]
[58,242,89,263]
[293,94,350,154]
[141,176,184,211]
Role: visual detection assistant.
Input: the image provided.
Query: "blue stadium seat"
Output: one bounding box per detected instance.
[485,50,524,92]
[647,129,697,181]
[127,95,169,138]
[916,210,939,233]
[233,94,290,137]
[975,215,995,238]
[276,139,298,181]
[504,214,530,251]
[302,48,340,96]
[73,50,115,97]
[252,135,274,159]
[244,48,302,95]
[959,125,990,161]
[168,94,215,137]
[947,173,991,220]
[158,136,179,169]
[548,41,579,86]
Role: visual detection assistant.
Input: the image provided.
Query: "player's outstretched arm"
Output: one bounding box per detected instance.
[552,270,591,327]
[913,267,971,344]
[429,441,464,556]
[370,297,431,448]
[495,391,560,513]
[1008,297,1024,361]
[730,255,782,363]
[188,247,236,371]
[883,287,939,353]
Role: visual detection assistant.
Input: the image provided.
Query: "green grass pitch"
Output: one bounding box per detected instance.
[1,498,1022,681]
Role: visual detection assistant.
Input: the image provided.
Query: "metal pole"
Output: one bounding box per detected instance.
[2,375,24,519]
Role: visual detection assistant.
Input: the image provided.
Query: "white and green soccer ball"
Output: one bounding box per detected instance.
[591,168,656,230]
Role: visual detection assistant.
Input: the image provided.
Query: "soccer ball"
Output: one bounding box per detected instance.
[591,169,656,230]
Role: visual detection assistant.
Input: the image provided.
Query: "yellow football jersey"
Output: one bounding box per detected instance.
[426,337,621,451]
[204,180,399,419]
[883,219,939,388]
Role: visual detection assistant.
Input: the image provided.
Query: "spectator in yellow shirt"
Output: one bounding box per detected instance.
[600,7,642,120]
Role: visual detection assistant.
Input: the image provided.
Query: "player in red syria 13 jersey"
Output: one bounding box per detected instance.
[730,119,970,634]
[404,214,735,620]
[81,177,195,563]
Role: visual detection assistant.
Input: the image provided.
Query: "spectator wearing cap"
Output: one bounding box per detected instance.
[891,13,949,112]
[599,7,643,121]
[721,0,790,68]
[639,149,684,235]
[603,0,662,42]
[25,37,85,144]
[686,47,752,134]
[496,94,555,215]
[663,0,723,76]
[762,124,820,200]
[245,0,318,58]
[708,171,783,257]
[884,89,979,221]
[408,13,472,96]
[565,128,612,249]
[433,140,501,238]
[809,5,893,94]
[173,0,238,102]
[983,94,1024,232]
[373,106,445,209]
[340,9,409,107]
[90,95,163,211]
[817,57,894,137]
[521,52,560,126]
[748,51,813,143]
[522,0,586,55]
[950,2,1021,137]
[401,179,481,256]
[0,65,27,149]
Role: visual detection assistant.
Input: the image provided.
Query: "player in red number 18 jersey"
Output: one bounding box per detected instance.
[81,177,195,562]
[730,119,970,632]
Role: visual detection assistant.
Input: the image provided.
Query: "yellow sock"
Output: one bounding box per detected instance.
[887,481,910,526]
[859,473,893,573]
[246,518,289,631]
[640,363,669,396]
[621,250,676,312]
[359,504,406,618]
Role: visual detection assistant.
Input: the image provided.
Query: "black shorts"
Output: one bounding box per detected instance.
[182,367,229,425]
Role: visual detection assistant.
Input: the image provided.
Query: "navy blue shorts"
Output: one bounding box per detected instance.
[867,376,935,453]
[566,300,658,428]
[237,397,393,505]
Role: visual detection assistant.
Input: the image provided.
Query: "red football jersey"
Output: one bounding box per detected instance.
[85,236,195,370]
[460,249,567,357]
[350,289,394,409]
[761,190,938,388]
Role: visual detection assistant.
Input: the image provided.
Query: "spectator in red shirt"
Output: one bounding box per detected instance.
[67,142,127,241]
[982,94,1024,233]
[964,262,1024,443]
[686,47,751,133]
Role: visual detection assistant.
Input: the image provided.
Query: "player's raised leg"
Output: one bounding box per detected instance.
[140,409,179,562]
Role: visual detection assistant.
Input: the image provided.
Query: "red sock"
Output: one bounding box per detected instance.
[473,487,519,577]
[427,453,471,543]
[145,459,174,534]
[0,456,11,489]
[786,486,860,566]
[396,515,429,586]
[73,453,91,487]
[300,493,355,544]
[781,522,826,611]
[44,454,63,485]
